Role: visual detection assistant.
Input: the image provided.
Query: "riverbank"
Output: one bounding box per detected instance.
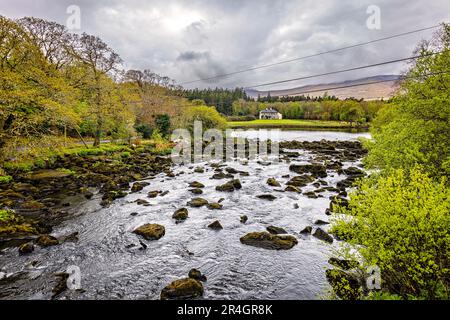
[227,119,369,130]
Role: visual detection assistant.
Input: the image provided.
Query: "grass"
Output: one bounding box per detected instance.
[227,119,360,129]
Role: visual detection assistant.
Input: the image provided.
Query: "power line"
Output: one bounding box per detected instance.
[245,52,440,89]
[179,24,442,86]
[261,70,450,97]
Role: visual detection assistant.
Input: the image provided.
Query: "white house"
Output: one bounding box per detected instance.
[259,107,282,120]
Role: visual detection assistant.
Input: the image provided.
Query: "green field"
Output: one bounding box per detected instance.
[227,119,361,129]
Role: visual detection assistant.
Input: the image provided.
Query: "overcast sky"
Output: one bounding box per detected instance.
[1,0,449,89]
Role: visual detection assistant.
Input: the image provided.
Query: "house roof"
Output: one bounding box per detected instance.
[260,108,280,113]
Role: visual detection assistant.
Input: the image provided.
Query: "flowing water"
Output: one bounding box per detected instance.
[0,130,368,300]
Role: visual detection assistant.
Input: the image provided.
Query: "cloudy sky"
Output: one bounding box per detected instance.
[1,0,449,89]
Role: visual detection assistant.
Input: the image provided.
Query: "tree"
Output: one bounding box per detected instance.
[74,33,123,146]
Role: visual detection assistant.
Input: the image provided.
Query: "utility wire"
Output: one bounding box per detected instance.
[179,24,442,85]
[264,70,450,96]
[245,52,441,89]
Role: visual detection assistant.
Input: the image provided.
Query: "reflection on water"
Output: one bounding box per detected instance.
[231,129,371,142]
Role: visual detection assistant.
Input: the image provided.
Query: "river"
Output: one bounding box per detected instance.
[0,130,368,300]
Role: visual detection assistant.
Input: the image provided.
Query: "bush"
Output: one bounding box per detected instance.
[330,167,450,299]
[182,105,227,133]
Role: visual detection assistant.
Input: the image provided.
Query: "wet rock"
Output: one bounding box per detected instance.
[257,194,276,201]
[207,203,223,210]
[225,167,239,174]
[240,232,298,250]
[160,190,169,197]
[59,232,79,243]
[160,278,204,300]
[216,179,241,192]
[289,164,327,178]
[19,242,34,255]
[267,178,281,187]
[194,167,205,173]
[300,226,312,234]
[315,220,329,225]
[36,235,59,247]
[130,212,139,216]
[328,257,360,270]
[343,167,365,177]
[188,269,207,282]
[211,172,234,180]
[189,188,203,195]
[239,171,250,177]
[325,208,332,216]
[286,175,315,187]
[20,200,45,211]
[131,182,150,193]
[148,190,161,198]
[29,170,72,181]
[304,191,319,199]
[136,199,150,206]
[266,226,287,235]
[189,181,205,189]
[172,208,189,221]
[326,269,362,300]
[285,185,301,193]
[218,198,225,203]
[208,220,223,230]
[133,224,165,240]
[313,228,333,243]
[52,272,69,299]
[293,203,300,209]
[188,198,209,208]
[240,215,248,224]
[102,190,127,201]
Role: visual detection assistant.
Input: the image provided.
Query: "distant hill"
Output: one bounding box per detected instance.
[245,75,401,100]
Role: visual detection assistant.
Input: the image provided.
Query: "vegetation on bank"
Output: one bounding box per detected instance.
[227,119,362,129]
[330,24,450,300]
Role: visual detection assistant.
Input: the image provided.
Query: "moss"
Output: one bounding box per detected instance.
[0,210,38,236]
[0,175,13,185]
[160,278,204,300]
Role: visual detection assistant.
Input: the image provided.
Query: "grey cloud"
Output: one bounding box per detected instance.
[1,0,449,89]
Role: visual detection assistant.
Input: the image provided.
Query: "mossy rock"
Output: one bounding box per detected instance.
[19,242,34,255]
[160,278,204,300]
[131,182,149,193]
[300,226,312,234]
[267,178,281,187]
[187,198,209,208]
[148,190,161,198]
[189,188,203,195]
[133,224,165,240]
[20,200,45,211]
[266,226,287,235]
[36,235,59,247]
[215,181,235,192]
[285,185,301,193]
[211,172,234,180]
[289,164,327,178]
[326,269,362,300]
[189,181,205,188]
[172,208,189,221]
[286,175,315,187]
[28,170,72,181]
[207,203,223,210]
[304,191,319,199]
[240,232,298,250]
[194,167,205,173]
[188,269,207,282]
[328,257,360,271]
[240,215,248,224]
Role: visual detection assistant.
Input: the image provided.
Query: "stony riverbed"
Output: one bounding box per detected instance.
[0,130,369,300]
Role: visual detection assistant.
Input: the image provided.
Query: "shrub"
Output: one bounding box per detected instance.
[182,105,227,133]
[330,167,450,299]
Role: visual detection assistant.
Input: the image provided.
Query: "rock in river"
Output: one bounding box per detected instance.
[266,226,287,235]
[189,181,205,188]
[216,179,242,192]
[172,208,189,221]
[19,242,34,255]
[313,228,333,243]
[160,278,204,300]
[207,203,223,210]
[189,188,203,195]
[187,198,209,208]
[131,182,150,193]
[267,178,281,187]
[133,224,165,240]
[240,232,298,250]
[188,269,207,282]
[36,235,59,247]
[208,220,223,230]
[300,226,312,234]
[289,164,327,178]
[257,194,277,201]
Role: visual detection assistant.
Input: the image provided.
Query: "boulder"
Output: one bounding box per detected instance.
[257,194,276,201]
[267,178,281,187]
[240,232,298,250]
[160,278,204,300]
[300,226,312,234]
[188,269,207,282]
[189,181,205,188]
[187,198,209,208]
[313,228,333,243]
[266,226,287,235]
[19,242,34,254]
[172,208,189,221]
[36,235,59,247]
[289,164,327,178]
[207,203,223,210]
[208,220,223,230]
[133,224,165,240]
